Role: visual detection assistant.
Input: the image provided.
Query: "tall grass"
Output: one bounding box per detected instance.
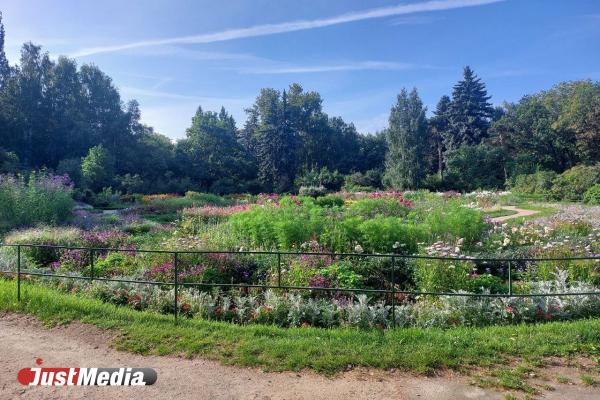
[0,172,74,232]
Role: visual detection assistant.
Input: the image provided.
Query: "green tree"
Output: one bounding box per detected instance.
[445,66,494,151]
[428,95,451,178]
[554,80,600,164]
[384,88,428,189]
[0,12,10,86]
[184,106,253,192]
[81,145,115,191]
[249,88,298,191]
[445,144,506,191]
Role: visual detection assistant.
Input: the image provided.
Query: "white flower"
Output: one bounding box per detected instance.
[354,244,364,254]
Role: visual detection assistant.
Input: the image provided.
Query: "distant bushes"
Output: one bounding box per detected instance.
[509,163,600,202]
[584,184,600,205]
[507,170,557,197]
[0,173,74,232]
[550,164,600,201]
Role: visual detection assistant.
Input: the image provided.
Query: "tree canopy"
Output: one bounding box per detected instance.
[0,15,598,195]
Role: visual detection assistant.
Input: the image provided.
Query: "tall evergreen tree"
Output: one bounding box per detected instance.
[0,12,10,86]
[445,66,494,151]
[428,95,451,179]
[384,88,428,189]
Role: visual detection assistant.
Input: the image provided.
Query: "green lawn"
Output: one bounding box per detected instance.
[1,279,599,375]
[484,209,519,218]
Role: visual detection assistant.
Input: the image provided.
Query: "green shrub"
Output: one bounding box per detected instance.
[295,167,344,191]
[424,203,486,246]
[343,170,383,191]
[321,261,364,288]
[314,195,344,208]
[551,164,600,201]
[356,218,426,254]
[93,252,142,277]
[528,245,600,285]
[553,220,593,237]
[508,170,557,197]
[231,201,325,249]
[467,273,507,294]
[413,258,473,293]
[0,173,74,232]
[92,187,122,208]
[184,191,232,206]
[583,184,600,205]
[298,185,328,197]
[348,197,411,218]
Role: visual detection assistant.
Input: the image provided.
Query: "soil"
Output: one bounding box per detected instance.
[1,313,599,400]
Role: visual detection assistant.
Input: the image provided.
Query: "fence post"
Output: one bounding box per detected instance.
[507,261,512,297]
[277,252,282,288]
[173,252,178,322]
[90,249,95,281]
[17,245,21,302]
[391,256,396,329]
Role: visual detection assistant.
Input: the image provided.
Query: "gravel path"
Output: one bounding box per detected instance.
[1,313,598,400]
[491,205,540,223]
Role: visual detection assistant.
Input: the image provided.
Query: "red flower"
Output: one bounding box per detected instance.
[181,303,190,312]
[545,313,553,321]
[506,305,514,314]
[535,308,545,318]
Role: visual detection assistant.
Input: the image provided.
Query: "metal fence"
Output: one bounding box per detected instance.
[1,243,599,327]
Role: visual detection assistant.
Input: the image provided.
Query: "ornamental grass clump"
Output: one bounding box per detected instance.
[4,226,83,266]
[0,172,74,232]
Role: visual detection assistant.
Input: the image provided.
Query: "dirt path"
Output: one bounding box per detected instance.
[1,314,598,400]
[491,205,540,223]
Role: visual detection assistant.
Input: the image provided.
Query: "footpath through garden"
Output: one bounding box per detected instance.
[2,314,599,400]
[491,205,540,223]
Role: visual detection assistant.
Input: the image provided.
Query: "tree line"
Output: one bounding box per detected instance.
[0,13,598,196]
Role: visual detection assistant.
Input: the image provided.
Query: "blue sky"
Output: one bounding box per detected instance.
[2,0,599,139]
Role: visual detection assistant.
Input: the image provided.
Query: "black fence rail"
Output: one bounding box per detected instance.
[1,243,599,327]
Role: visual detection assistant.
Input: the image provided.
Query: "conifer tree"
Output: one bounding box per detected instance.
[445,66,494,151]
[428,95,451,179]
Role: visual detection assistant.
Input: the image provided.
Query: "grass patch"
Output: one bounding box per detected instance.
[485,209,519,218]
[1,279,600,375]
[581,374,596,386]
[472,361,549,394]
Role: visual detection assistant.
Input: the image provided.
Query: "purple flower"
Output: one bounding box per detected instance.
[309,274,331,288]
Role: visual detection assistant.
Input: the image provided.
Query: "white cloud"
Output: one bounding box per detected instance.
[352,113,389,134]
[241,61,423,74]
[71,0,504,58]
[389,15,445,25]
